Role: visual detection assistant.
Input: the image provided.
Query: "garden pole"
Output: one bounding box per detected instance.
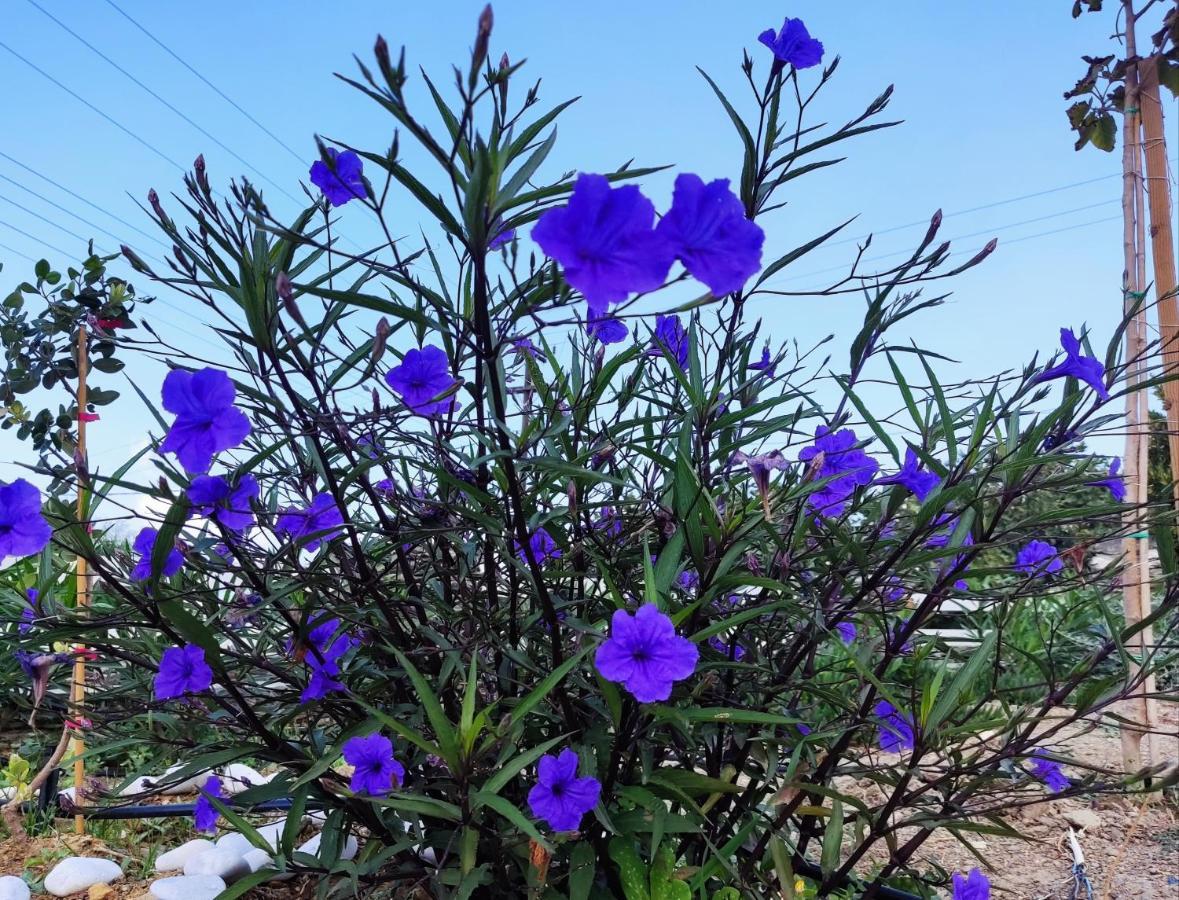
[71,325,90,835]
[1137,55,1179,508]
[1118,0,1154,775]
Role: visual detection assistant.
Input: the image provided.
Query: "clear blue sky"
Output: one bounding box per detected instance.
[1,0,1168,486]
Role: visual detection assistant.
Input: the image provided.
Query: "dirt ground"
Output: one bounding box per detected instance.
[0,708,1175,899]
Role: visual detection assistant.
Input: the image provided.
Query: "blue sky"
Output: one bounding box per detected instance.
[0,0,1165,486]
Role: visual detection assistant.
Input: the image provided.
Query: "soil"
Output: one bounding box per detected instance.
[0,709,1174,898]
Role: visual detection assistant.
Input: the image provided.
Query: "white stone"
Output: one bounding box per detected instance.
[219,763,266,795]
[214,831,253,856]
[43,858,123,897]
[160,764,210,795]
[119,775,157,797]
[0,786,15,803]
[154,838,215,873]
[183,848,249,883]
[1064,808,1102,831]
[241,848,273,873]
[296,831,358,861]
[149,874,226,900]
[0,875,30,900]
[55,786,76,803]
[254,820,286,851]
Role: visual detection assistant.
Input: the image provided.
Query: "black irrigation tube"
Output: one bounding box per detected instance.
[30,770,923,899]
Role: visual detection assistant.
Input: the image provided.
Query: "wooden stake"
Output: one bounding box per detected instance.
[71,326,90,835]
[1138,56,1179,508]
[1118,0,1155,775]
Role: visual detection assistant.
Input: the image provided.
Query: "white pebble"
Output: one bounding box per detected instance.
[154,838,215,873]
[214,831,253,856]
[219,763,266,795]
[43,858,123,897]
[183,848,250,883]
[160,764,210,795]
[149,874,226,900]
[296,831,358,861]
[241,848,273,873]
[118,775,157,797]
[0,875,30,900]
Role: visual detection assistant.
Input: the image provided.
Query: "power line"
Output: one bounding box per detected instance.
[101,0,306,166]
[0,240,36,264]
[26,0,305,207]
[0,219,74,259]
[0,40,186,173]
[0,150,166,247]
[0,192,95,246]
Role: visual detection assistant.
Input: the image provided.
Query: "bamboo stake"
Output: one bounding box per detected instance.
[1118,0,1154,775]
[71,326,90,835]
[1137,56,1179,508]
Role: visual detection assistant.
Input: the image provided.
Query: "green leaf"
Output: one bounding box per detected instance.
[472,789,552,851]
[647,769,740,797]
[568,841,597,900]
[819,799,844,876]
[609,837,651,900]
[392,649,460,767]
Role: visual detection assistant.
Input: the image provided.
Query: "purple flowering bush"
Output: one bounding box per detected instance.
[5,9,1177,898]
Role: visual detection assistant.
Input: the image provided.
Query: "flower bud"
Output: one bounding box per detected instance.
[148,188,165,220]
[373,316,391,362]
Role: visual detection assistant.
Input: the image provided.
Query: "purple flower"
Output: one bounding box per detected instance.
[758,17,824,69]
[951,868,991,900]
[276,493,345,552]
[159,368,252,475]
[593,507,623,538]
[1014,540,1062,577]
[488,222,516,250]
[708,635,746,660]
[19,588,37,634]
[385,345,458,416]
[193,775,222,833]
[731,450,790,507]
[876,448,940,502]
[1086,457,1126,502]
[309,148,368,206]
[655,174,764,296]
[586,312,629,344]
[835,621,856,644]
[531,173,674,313]
[797,426,880,517]
[1033,327,1110,402]
[130,527,184,581]
[511,337,540,358]
[595,604,698,702]
[676,569,700,593]
[749,345,776,377]
[342,733,404,796]
[0,479,52,561]
[301,627,356,702]
[647,314,689,368]
[873,700,914,753]
[154,644,213,700]
[1030,749,1070,793]
[187,474,259,533]
[527,748,601,832]
[516,527,561,565]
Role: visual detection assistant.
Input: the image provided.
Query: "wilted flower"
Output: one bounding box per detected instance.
[159,368,252,474]
[835,621,856,644]
[798,426,879,516]
[595,604,698,702]
[488,221,516,250]
[676,569,700,593]
[708,635,746,660]
[342,733,405,796]
[1014,540,1062,577]
[299,617,357,701]
[587,312,629,344]
[758,17,824,69]
[187,473,258,533]
[876,447,940,502]
[647,314,689,368]
[516,527,561,565]
[154,644,213,700]
[873,700,914,753]
[1030,749,1070,793]
[528,748,601,832]
[193,775,222,833]
[951,868,991,900]
[593,507,623,538]
[1086,456,1126,502]
[19,588,37,634]
[310,148,368,206]
[731,449,790,515]
[749,345,776,377]
[276,493,345,552]
[386,345,458,416]
[1033,327,1110,402]
[0,479,52,561]
[655,174,764,296]
[510,337,540,358]
[531,173,673,313]
[130,527,184,581]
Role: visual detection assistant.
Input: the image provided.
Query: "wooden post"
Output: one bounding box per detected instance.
[1118,0,1155,775]
[1138,56,1179,507]
[71,326,90,835]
